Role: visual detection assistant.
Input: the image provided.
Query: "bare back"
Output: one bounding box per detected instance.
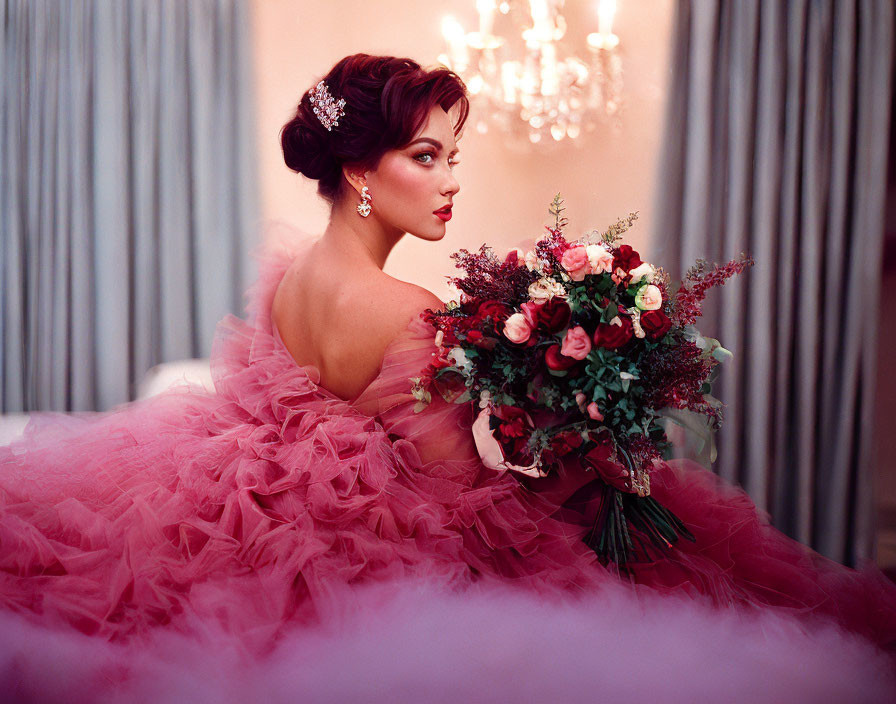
[271,242,442,401]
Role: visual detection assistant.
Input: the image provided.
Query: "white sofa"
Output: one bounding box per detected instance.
[0,359,215,445]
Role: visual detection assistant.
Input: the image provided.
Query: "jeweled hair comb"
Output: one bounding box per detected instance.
[308,80,346,131]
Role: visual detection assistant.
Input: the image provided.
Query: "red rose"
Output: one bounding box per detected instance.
[465,329,484,344]
[493,405,528,438]
[492,405,533,463]
[477,300,509,323]
[640,309,672,340]
[612,244,642,274]
[521,299,572,335]
[583,442,633,493]
[431,355,452,370]
[538,298,572,333]
[592,315,634,349]
[544,344,578,371]
[550,430,584,455]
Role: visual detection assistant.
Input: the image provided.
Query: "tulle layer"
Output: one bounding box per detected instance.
[3,576,896,704]
[1,227,895,684]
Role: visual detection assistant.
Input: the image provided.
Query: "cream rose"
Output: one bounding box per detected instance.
[585,244,614,274]
[502,313,533,344]
[629,262,656,284]
[527,277,567,303]
[635,284,663,311]
[447,346,472,373]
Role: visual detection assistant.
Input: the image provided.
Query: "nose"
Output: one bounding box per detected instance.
[442,168,460,197]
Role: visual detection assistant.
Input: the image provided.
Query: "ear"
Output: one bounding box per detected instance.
[342,166,367,195]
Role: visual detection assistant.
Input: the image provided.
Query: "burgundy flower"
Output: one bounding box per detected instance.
[544,344,578,371]
[612,244,642,274]
[538,298,572,333]
[550,430,584,455]
[593,315,634,349]
[465,329,483,342]
[583,442,633,493]
[521,299,572,335]
[492,405,534,464]
[640,309,672,340]
[477,300,509,323]
[493,405,529,439]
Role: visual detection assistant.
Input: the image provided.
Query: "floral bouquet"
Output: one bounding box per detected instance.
[411,195,754,568]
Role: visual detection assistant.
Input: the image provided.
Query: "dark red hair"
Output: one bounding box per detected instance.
[280,54,469,203]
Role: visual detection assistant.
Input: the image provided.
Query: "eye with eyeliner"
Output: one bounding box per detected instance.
[413,151,461,167]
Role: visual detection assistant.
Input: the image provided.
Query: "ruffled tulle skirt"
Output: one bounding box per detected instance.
[2,232,896,701]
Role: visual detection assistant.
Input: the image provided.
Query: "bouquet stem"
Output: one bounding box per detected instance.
[584,483,696,570]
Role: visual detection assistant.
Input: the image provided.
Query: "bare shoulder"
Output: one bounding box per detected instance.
[390,280,445,324]
[306,277,443,400]
[348,278,443,345]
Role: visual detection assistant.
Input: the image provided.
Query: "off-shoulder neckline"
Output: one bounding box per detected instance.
[268,288,437,406]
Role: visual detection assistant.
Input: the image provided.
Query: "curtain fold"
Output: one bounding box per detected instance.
[1,0,258,412]
[651,0,893,565]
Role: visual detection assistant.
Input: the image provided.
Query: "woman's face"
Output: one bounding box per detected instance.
[363,105,461,241]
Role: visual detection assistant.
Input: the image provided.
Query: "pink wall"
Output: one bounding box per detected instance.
[249,0,676,298]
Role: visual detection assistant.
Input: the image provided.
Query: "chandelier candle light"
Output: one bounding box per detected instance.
[438,0,624,144]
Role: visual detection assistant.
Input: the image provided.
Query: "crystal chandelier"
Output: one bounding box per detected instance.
[438,0,623,145]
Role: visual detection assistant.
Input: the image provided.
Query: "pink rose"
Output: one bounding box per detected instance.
[586,402,604,421]
[520,301,540,329]
[560,325,592,360]
[502,312,533,344]
[560,245,591,281]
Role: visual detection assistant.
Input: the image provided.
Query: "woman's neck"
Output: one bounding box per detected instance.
[320,195,405,271]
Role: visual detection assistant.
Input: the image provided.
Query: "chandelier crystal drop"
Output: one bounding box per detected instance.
[438,0,624,145]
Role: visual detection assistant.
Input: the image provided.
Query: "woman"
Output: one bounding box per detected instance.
[1,54,896,700]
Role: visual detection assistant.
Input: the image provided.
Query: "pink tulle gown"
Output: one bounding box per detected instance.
[1,228,896,703]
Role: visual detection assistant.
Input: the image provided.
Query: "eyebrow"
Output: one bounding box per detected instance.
[407,137,459,155]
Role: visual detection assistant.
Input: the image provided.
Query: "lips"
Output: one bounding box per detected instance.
[434,204,453,222]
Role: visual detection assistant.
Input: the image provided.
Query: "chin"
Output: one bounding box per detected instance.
[410,227,447,242]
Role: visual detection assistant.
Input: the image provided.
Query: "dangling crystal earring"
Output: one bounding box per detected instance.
[357,186,371,217]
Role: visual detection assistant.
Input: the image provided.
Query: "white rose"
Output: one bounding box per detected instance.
[629,262,656,284]
[527,277,567,303]
[585,244,614,274]
[524,250,542,272]
[447,347,472,373]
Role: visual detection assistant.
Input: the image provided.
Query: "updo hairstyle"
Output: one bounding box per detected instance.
[280,54,469,204]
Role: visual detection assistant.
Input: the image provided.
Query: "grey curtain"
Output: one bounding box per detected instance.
[652,0,893,566]
[1,0,258,413]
